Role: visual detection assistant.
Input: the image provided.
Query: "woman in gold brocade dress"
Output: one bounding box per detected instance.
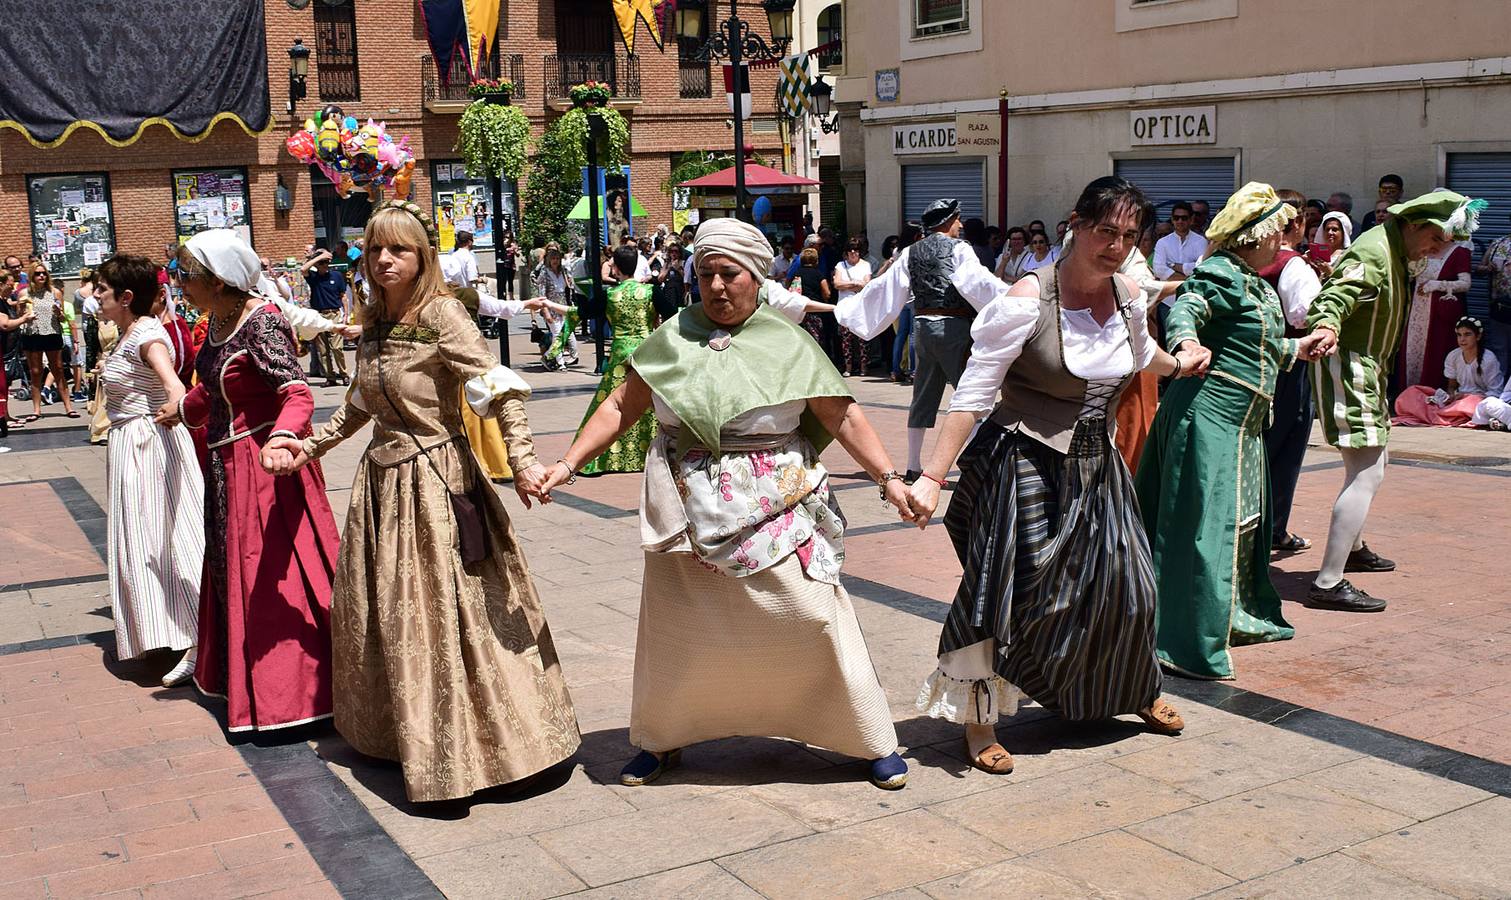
[265,202,579,802]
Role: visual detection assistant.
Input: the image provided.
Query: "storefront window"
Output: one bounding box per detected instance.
[26,173,115,275]
[172,167,252,246]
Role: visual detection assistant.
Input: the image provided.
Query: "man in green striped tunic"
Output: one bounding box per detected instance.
[1306,190,1486,611]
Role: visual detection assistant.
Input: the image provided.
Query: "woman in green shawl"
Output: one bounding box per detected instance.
[1135,183,1333,679]
[537,218,920,791]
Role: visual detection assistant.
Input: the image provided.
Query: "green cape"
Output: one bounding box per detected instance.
[629,302,852,456]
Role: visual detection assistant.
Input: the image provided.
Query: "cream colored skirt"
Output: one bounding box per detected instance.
[630,550,898,760]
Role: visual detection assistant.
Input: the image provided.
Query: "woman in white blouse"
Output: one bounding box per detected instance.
[906,176,1203,775]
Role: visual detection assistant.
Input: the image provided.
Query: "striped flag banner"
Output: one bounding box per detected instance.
[776,52,814,118]
[722,63,752,120]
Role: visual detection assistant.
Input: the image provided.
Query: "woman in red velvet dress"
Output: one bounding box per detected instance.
[1396,240,1472,394]
[155,230,339,732]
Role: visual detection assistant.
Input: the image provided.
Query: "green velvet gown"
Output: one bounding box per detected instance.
[577,280,658,475]
[1135,251,1298,680]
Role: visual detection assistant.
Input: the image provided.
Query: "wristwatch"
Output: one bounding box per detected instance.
[877,470,903,499]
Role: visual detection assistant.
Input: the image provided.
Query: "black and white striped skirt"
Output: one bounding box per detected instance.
[931,417,1162,721]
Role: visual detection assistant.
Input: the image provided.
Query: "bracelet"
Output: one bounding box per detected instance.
[876,470,902,500]
[1173,354,1184,378]
[555,458,578,485]
[920,472,947,488]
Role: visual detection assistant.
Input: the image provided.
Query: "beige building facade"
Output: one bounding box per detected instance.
[834,0,1511,302]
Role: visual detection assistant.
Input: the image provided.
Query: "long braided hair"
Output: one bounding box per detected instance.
[1456,315,1486,379]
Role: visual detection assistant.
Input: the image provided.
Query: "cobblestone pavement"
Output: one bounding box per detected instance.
[1,332,1508,898]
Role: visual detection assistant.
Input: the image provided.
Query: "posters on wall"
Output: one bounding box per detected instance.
[27,173,115,276]
[174,168,252,246]
[432,161,516,253]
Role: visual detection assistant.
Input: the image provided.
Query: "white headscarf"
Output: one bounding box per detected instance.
[1313,211,1354,250]
[184,229,281,299]
[692,218,774,282]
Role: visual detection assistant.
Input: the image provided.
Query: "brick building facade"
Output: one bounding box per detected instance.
[0,1,785,275]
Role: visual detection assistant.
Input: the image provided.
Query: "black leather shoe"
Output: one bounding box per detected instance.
[1344,543,1396,573]
[904,469,922,485]
[1306,579,1387,612]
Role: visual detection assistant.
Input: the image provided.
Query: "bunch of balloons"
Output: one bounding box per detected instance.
[285,105,415,200]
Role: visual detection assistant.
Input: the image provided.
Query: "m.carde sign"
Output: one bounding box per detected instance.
[893,122,956,155]
[1129,106,1217,146]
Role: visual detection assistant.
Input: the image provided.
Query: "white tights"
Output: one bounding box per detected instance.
[1472,397,1511,428]
[1315,446,1388,589]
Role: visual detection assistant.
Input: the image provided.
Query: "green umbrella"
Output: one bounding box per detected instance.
[567,194,648,219]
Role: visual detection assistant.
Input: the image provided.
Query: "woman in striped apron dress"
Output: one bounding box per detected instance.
[907,177,1199,775]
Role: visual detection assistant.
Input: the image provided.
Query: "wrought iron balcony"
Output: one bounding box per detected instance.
[543,53,642,106]
[421,53,526,111]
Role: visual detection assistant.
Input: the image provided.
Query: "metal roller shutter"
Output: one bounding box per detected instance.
[902,161,985,224]
[1114,157,1235,224]
[1446,152,1511,318]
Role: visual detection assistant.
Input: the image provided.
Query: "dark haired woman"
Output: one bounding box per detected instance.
[97,255,204,686]
[907,176,1200,774]
[573,244,660,474]
[1394,315,1501,427]
[154,229,339,732]
[19,264,77,420]
[1136,183,1333,680]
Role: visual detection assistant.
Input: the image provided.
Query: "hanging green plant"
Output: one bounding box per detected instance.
[519,106,631,245]
[455,99,531,182]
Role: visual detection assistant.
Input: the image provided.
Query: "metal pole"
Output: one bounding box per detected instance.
[586,114,608,374]
[998,89,1009,230]
[488,173,511,367]
[729,2,748,222]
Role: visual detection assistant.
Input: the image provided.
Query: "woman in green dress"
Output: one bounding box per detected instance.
[575,244,660,475]
[1135,183,1333,680]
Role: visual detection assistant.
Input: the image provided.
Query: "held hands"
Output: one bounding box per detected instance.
[1304,326,1339,360]
[259,436,311,476]
[513,462,557,509]
[905,477,941,530]
[521,296,549,313]
[1173,342,1213,378]
[882,477,926,527]
[153,400,181,427]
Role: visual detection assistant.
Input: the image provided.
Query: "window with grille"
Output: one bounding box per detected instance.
[314,0,361,102]
[817,4,842,71]
[677,2,711,98]
[914,0,967,37]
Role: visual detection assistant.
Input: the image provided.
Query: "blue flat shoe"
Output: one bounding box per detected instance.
[869,752,908,790]
[619,749,681,786]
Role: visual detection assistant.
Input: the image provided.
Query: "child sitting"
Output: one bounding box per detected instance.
[1393,316,1502,427]
[1472,380,1511,431]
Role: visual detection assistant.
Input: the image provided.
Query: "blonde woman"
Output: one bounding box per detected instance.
[19,263,77,419]
[264,202,579,803]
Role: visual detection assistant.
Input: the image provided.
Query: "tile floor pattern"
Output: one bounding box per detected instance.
[1,334,1509,898]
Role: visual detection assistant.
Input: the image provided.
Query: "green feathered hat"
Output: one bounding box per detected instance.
[1388,190,1487,240]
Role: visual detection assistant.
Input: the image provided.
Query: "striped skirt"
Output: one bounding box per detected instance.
[106,416,205,660]
[923,417,1162,722]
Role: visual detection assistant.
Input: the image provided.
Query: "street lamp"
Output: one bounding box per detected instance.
[288,39,310,115]
[679,0,795,221]
[808,74,840,134]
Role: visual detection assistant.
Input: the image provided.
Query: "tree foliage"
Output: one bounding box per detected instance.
[520,106,631,247]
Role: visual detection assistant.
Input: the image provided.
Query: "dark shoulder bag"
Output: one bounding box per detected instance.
[375,324,492,566]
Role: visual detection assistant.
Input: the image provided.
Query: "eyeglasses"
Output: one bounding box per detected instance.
[1171,214,1191,221]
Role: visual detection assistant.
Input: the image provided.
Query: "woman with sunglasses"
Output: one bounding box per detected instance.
[18,264,78,420]
[1019,232,1056,275]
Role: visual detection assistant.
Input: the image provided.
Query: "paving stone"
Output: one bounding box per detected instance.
[1014,830,1235,899]
[742,746,1001,832]
[1297,756,1492,820]
[419,836,586,900]
[1108,720,1362,801]
[582,736,835,811]
[567,862,762,899]
[1127,780,1414,881]
[532,793,812,886]
[368,765,635,858]
[1345,797,1511,899]
[931,762,1205,855]
[719,808,1012,900]
[1201,853,1455,899]
[918,857,1120,899]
